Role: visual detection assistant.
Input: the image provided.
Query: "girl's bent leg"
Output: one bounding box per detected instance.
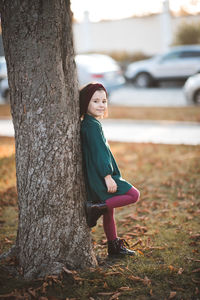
[105,186,140,210]
[103,208,117,241]
[104,187,139,256]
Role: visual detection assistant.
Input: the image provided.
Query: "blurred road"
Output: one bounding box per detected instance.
[0,84,188,107]
[110,84,186,107]
[1,119,200,145]
[102,119,200,145]
[0,119,14,137]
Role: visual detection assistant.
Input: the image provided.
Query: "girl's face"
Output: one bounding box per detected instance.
[87,90,107,119]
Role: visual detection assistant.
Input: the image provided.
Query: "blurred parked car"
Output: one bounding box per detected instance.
[0,56,7,81]
[0,78,9,103]
[0,54,125,103]
[184,73,200,105]
[75,53,125,93]
[125,45,200,88]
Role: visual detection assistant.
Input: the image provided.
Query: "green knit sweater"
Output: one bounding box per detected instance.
[81,114,132,203]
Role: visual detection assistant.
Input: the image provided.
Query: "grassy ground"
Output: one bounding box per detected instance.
[0,137,199,299]
[108,106,200,123]
[1,104,200,122]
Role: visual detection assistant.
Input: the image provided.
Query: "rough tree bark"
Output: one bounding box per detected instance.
[0,0,97,279]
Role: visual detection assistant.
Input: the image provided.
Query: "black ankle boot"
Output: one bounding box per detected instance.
[108,238,137,256]
[85,203,108,227]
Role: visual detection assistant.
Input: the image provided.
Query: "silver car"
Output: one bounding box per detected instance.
[184,73,200,105]
[0,57,7,81]
[75,53,125,94]
[125,45,200,88]
[0,77,9,103]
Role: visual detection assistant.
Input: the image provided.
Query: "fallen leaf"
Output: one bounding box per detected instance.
[178,268,184,274]
[128,275,151,286]
[118,287,133,291]
[125,233,139,237]
[101,239,107,244]
[74,276,84,281]
[97,292,115,296]
[143,276,151,286]
[168,265,176,272]
[145,246,165,250]
[169,291,177,299]
[132,239,142,247]
[192,249,198,253]
[128,275,143,281]
[46,275,61,285]
[190,234,200,240]
[118,267,126,272]
[189,241,198,246]
[187,257,200,263]
[109,292,121,300]
[192,278,200,284]
[171,287,185,292]
[104,272,122,276]
[136,250,144,256]
[62,267,77,275]
[4,237,12,244]
[191,268,200,273]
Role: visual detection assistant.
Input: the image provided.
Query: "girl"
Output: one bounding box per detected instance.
[80,83,140,257]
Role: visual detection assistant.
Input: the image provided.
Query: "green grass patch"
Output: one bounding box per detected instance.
[0,139,199,299]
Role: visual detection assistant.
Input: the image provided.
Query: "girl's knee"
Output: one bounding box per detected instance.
[129,187,140,203]
[135,188,140,202]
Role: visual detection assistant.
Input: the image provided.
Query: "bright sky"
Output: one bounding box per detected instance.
[71,0,200,22]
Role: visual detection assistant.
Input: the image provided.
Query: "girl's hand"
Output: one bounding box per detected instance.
[104,175,117,193]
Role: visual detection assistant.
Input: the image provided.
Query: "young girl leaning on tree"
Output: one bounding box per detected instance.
[80,83,140,257]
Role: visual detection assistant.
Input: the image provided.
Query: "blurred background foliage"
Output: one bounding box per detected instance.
[173,21,200,45]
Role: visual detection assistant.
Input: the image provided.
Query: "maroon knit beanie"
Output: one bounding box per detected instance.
[79,83,107,117]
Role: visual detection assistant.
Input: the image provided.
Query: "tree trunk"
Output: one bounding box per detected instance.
[0,0,97,279]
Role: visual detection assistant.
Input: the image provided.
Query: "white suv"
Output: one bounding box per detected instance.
[125,45,200,88]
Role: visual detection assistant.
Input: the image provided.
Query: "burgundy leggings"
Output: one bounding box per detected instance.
[103,187,140,241]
